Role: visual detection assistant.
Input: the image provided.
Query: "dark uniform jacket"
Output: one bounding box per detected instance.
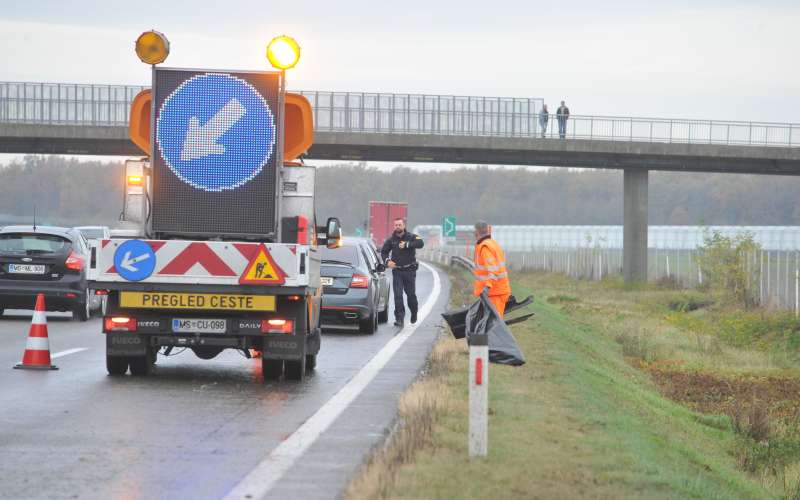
[380,231,425,269]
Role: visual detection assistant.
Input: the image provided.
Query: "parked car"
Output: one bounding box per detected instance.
[320,237,390,333]
[0,226,104,320]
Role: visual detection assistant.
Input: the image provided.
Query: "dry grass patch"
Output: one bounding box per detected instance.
[345,337,465,500]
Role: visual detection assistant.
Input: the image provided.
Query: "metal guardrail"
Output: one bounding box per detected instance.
[1,81,798,147]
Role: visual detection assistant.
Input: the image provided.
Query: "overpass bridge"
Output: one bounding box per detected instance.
[2,81,800,283]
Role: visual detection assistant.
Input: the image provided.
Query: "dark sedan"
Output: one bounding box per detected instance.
[320,238,390,334]
[0,226,97,320]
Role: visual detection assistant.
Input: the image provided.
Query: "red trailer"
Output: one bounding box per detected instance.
[369,201,408,247]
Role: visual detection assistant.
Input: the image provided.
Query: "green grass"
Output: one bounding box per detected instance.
[381,270,775,499]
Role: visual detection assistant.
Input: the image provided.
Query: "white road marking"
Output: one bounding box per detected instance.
[224,262,442,500]
[51,348,88,359]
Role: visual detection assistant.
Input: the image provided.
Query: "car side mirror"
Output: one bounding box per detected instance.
[325,217,342,249]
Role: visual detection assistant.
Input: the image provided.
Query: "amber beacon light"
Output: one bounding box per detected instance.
[135,30,170,65]
[266,35,301,70]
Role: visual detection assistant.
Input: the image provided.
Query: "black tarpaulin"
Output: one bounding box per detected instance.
[442,292,529,366]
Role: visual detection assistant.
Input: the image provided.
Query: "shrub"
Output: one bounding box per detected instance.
[695,230,761,308]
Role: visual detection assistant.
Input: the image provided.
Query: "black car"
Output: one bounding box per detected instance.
[0,226,97,320]
[320,238,390,334]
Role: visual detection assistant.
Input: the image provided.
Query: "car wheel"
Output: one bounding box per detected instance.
[106,356,128,376]
[263,358,283,381]
[378,305,389,324]
[305,353,317,372]
[360,312,377,335]
[285,356,306,381]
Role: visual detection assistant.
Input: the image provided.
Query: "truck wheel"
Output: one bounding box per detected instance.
[263,358,283,381]
[106,356,128,376]
[360,312,377,335]
[285,357,306,381]
[129,356,151,376]
[305,353,317,372]
[377,306,389,324]
[73,291,90,322]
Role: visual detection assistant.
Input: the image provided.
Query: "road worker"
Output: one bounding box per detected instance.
[473,221,511,318]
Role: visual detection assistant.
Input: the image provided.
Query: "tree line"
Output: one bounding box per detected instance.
[2,156,800,231]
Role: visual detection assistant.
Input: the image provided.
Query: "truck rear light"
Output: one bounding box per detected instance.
[104,316,137,332]
[65,293,77,299]
[64,250,85,271]
[94,289,109,295]
[287,295,301,302]
[127,175,144,186]
[350,274,369,288]
[261,319,294,334]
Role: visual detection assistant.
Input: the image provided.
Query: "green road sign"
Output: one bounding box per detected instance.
[442,216,456,237]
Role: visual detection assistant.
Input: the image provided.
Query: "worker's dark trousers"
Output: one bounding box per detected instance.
[392,268,418,322]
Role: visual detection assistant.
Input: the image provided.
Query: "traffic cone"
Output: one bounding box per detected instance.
[14,293,58,370]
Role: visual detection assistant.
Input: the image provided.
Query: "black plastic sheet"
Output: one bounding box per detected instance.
[442,292,529,366]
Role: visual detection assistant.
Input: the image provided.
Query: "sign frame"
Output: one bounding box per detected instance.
[149,66,286,240]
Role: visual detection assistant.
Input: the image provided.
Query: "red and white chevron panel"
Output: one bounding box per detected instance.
[96,239,306,286]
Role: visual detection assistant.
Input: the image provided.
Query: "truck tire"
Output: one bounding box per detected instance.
[106,356,128,376]
[73,291,91,322]
[360,312,377,335]
[285,356,306,381]
[305,353,317,372]
[263,358,283,381]
[129,355,152,376]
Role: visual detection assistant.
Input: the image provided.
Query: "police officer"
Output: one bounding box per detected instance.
[381,217,424,327]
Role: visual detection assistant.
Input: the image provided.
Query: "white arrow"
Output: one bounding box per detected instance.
[120,251,151,273]
[180,98,246,161]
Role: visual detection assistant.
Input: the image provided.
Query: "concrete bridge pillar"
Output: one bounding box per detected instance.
[623,169,648,284]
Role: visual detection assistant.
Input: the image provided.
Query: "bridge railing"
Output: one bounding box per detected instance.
[1,81,797,147]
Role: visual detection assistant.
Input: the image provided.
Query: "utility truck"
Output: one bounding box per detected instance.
[88,33,339,381]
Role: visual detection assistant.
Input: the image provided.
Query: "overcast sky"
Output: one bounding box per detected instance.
[1,0,797,124]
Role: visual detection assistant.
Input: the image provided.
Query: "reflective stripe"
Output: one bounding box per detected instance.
[474,262,506,272]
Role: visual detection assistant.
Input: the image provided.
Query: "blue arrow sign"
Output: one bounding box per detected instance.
[114,240,156,282]
[155,73,277,192]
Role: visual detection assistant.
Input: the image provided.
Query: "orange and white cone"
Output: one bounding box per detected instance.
[14,293,58,370]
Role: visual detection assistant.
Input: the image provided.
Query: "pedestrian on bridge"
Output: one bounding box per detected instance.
[473,221,511,318]
[557,100,570,139]
[539,104,549,138]
[381,218,425,327]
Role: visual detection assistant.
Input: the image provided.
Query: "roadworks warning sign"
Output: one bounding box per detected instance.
[239,244,287,285]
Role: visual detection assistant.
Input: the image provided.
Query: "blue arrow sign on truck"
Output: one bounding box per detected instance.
[156,73,276,192]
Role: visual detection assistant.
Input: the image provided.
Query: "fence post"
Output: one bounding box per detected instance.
[795,267,798,319]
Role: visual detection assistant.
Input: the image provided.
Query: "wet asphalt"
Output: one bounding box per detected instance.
[0,263,451,500]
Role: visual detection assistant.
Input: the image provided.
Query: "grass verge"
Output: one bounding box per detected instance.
[347,268,799,499]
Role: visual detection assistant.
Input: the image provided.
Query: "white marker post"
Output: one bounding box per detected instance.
[468,326,489,457]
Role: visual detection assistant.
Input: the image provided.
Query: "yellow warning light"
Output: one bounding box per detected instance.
[135,30,170,65]
[266,35,301,70]
[127,175,144,186]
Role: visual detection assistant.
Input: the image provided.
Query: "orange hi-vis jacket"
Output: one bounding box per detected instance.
[473,236,511,297]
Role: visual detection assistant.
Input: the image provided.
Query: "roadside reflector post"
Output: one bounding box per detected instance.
[468,327,489,457]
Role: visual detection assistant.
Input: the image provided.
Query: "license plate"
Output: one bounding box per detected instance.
[119,292,275,311]
[8,264,45,274]
[321,277,334,286]
[172,318,227,334]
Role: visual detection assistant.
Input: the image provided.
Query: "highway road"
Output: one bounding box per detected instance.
[0,263,449,500]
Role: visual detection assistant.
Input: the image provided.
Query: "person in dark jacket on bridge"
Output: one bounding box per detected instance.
[557,100,570,139]
[381,218,424,327]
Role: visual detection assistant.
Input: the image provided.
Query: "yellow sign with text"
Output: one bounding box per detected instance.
[120,292,275,311]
